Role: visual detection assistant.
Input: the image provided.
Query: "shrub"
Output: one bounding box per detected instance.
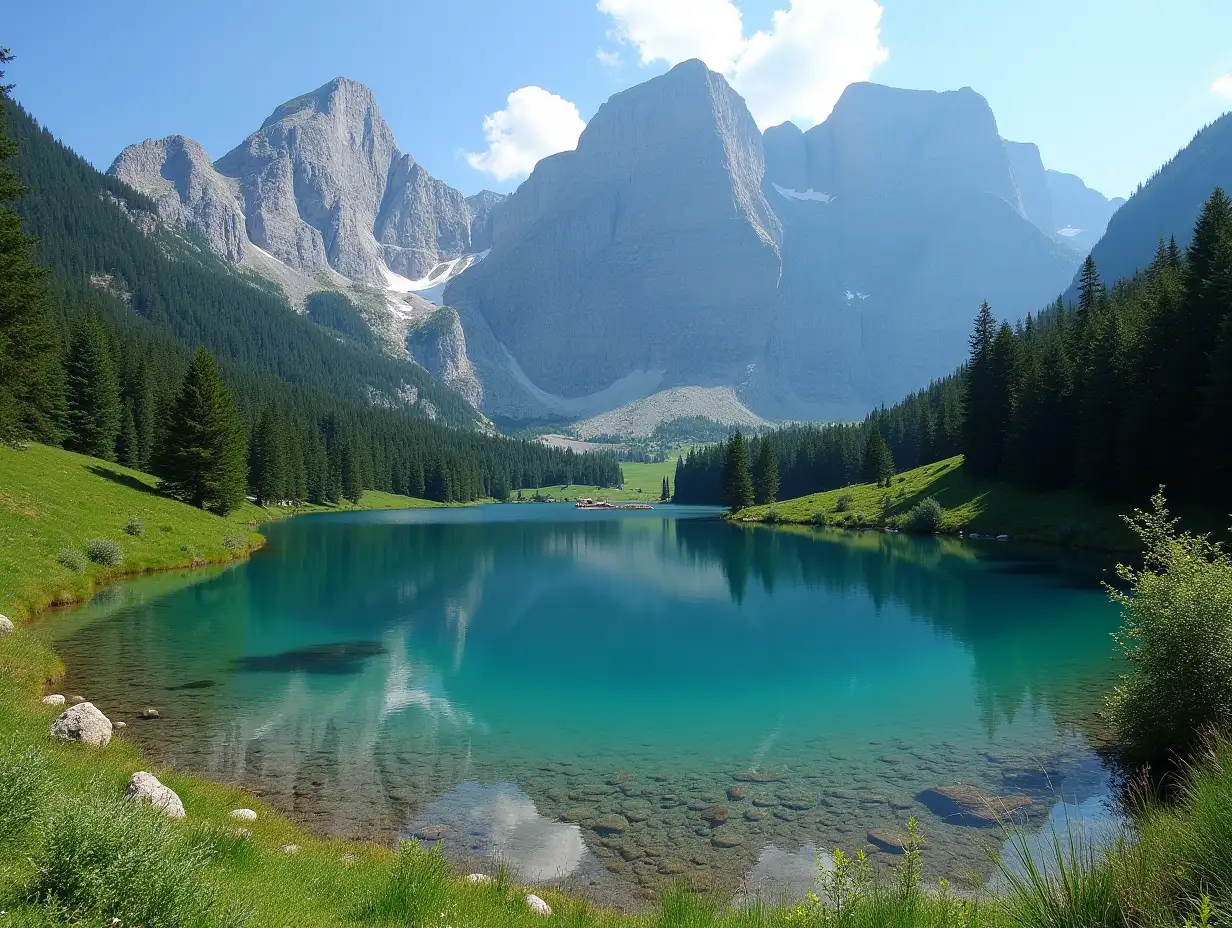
[835,493,855,513]
[808,511,828,526]
[123,517,145,537]
[27,795,246,928]
[1106,493,1232,766]
[57,547,87,574]
[222,535,246,553]
[85,539,124,567]
[765,507,780,524]
[906,497,944,534]
[0,743,50,846]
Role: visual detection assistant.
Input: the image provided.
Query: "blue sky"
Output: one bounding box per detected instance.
[6,0,1230,198]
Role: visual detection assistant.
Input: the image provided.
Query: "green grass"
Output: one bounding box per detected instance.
[521,457,678,503]
[737,456,1137,551]
[0,443,441,620]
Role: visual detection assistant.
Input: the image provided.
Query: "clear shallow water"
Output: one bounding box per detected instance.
[55,505,1124,906]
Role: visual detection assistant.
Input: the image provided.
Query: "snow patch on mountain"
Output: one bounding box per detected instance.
[383,251,491,304]
[1056,226,1082,238]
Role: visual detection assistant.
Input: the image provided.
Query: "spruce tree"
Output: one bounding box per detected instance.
[861,429,894,487]
[1077,255,1103,327]
[341,437,363,504]
[962,302,1000,476]
[722,432,755,513]
[249,408,287,506]
[154,347,247,514]
[115,402,140,468]
[64,311,122,460]
[752,439,779,504]
[0,49,66,446]
[661,475,670,500]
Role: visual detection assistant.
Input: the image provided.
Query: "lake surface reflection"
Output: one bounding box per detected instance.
[55,505,1123,906]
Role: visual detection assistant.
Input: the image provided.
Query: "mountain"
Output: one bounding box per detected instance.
[1066,112,1232,296]
[110,68,1108,425]
[449,68,1080,422]
[1046,170,1126,253]
[110,77,495,289]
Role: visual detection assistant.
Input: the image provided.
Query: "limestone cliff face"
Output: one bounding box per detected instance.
[447,59,782,399]
[109,135,247,262]
[109,78,490,287]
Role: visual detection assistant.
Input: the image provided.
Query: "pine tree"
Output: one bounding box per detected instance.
[115,402,140,468]
[249,407,288,507]
[0,49,65,446]
[1077,255,1103,327]
[154,347,248,514]
[64,311,122,460]
[861,429,894,487]
[722,432,755,513]
[661,475,670,501]
[962,302,1001,477]
[752,438,779,504]
[341,436,363,504]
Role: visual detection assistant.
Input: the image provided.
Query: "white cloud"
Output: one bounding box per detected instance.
[598,0,746,72]
[464,87,586,182]
[596,48,622,68]
[598,0,889,128]
[1213,74,1232,99]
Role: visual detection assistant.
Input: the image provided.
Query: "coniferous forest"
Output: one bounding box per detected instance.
[0,66,620,510]
[677,189,1232,516]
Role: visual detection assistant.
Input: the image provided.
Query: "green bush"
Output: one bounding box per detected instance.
[57,547,86,574]
[222,535,246,552]
[123,517,145,537]
[906,497,944,534]
[0,743,50,846]
[835,493,855,513]
[27,794,246,928]
[808,511,828,526]
[85,538,124,566]
[1107,493,1232,766]
[765,507,780,524]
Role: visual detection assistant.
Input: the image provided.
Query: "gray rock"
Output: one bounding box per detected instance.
[229,808,258,822]
[124,772,185,818]
[867,828,910,853]
[525,893,552,916]
[466,873,493,885]
[41,694,66,706]
[139,707,160,719]
[50,702,112,747]
[282,843,302,854]
[0,614,13,634]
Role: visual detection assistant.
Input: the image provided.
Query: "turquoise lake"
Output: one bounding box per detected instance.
[54,505,1124,907]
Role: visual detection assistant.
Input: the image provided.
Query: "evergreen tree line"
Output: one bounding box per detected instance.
[962,188,1232,506]
[0,58,620,512]
[672,375,963,506]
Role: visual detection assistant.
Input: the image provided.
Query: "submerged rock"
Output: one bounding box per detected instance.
[731,768,787,783]
[917,785,1031,826]
[50,702,112,747]
[867,829,910,853]
[726,786,746,801]
[139,707,161,720]
[711,830,744,848]
[415,824,450,841]
[124,772,186,818]
[592,814,629,836]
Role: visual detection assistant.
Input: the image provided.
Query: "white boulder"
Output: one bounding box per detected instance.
[50,702,112,747]
[525,894,552,916]
[42,694,66,706]
[282,843,302,855]
[229,808,257,822]
[124,772,185,818]
[467,873,493,885]
[0,614,13,634]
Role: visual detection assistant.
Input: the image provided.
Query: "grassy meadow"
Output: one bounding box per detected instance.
[0,442,439,620]
[736,455,1138,551]
[521,457,678,503]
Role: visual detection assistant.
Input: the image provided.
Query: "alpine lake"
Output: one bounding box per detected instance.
[51,504,1125,909]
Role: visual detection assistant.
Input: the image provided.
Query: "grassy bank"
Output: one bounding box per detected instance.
[0,443,441,620]
[735,456,1139,552]
[522,457,678,503]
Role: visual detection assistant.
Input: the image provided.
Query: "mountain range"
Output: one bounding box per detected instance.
[111,63,1130,426]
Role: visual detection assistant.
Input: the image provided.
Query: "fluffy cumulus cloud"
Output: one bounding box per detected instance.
[598,0,889,128]
[1213,74,1232,99]
[464,87,586,183]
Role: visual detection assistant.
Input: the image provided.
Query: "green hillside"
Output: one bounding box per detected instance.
[736,455,1137,551]
[523,457,678,502]
[0,443,437,619]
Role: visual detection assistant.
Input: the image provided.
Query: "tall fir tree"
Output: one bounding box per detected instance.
[115,402,140,468]
[1077,255,1103,327]
[154,347,248,514]
[752,438,779,504]
[861,429,895,487]
[0,49,65,445]
[661,475,670,501]
[722,432,755,513]
[249,407,288,507]
[64,311,122,460]
[962,302,1002,477]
